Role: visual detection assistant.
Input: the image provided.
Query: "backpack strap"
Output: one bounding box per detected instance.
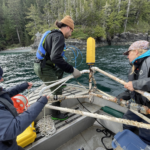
[0,90,7,96]
[39,29,63,70]
[0,97,18,117]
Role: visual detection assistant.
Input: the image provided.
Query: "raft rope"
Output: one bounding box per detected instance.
[36,114,56,137]
[35,78,70,137]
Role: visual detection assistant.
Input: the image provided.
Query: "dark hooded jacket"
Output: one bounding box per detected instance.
[0,82,47,150]
[43,29,74,73]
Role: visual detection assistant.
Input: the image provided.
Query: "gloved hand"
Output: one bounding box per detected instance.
[72,68,81,78]
[116,90,131,101]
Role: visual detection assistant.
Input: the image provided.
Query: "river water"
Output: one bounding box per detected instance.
[0,45,130,97]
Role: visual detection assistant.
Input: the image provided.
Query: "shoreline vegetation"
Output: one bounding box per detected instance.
[1,0,150,51]
[2,31,150,51]
[2,31,149,51]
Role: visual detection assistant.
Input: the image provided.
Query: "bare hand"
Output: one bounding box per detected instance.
[47,96,50,100]
[27,82,33,89]
[43,95,49,103]
[124,81,134,91]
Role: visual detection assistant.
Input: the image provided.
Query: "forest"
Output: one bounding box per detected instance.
[0,0,150,49]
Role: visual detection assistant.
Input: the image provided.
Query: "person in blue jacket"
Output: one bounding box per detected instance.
[0,66,48,150]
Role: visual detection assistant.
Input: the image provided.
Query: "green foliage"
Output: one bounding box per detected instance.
[126,21,150,33]
[93,25,106,39]
[71,27,89,40]
[0,38,6,50]
[5,43,22,49]
[106,10,125,36]
[1,0,150,49]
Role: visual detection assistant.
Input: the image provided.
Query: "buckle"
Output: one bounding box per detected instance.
[34,57,41,63]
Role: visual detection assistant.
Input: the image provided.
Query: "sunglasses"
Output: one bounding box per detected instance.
[68,26,73,32]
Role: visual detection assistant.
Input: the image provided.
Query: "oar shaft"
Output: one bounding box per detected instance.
[45,105,150,129]
[130,109,150,124]
[92,67,150,101]
[91,92,117,103]
[92,67,125,85]
[90,92,150,115]
[47,95,89,103]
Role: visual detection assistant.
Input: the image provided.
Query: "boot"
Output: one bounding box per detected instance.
[51,101,68,121]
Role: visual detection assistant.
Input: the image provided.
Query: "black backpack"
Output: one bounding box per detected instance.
[0,91,18,147]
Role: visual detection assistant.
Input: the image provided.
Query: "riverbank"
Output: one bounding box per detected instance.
[0,47,32,53]
[1,32,150,52]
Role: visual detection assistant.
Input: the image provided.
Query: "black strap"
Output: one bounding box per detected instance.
[36,29,63,70]
[38,50,45,58]
[0,97,18,117]
[0,90,7,96]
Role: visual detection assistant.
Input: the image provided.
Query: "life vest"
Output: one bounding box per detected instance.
[36,30,66,61]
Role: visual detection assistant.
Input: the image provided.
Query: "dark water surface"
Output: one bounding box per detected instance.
[0,46,130,97]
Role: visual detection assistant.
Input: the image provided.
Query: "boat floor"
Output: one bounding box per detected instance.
[56,122,113,150]
[26,84,122,150]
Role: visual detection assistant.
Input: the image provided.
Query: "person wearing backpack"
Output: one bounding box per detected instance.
[34,15,81,121]
[0,66,48,150]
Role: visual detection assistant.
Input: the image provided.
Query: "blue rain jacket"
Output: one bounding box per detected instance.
[0,82,48,150]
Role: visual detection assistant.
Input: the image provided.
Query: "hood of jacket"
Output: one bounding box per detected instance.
[132,50,150,64]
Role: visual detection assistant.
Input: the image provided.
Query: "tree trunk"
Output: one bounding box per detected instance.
[124,0,131,32]
[16,27,21,44]
[0,30,4,38]
[11,35,14,44]
[118,0,121,12]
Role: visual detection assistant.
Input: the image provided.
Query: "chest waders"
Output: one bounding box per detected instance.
[34,30,68,121]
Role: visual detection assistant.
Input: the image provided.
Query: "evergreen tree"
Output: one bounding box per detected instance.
[25,4,43,40]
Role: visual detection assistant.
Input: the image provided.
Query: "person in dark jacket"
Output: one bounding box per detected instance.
[117,40,150,145]
[0,67,48,150]
[34,15,81,121]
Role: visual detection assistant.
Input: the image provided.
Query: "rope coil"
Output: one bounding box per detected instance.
[37,115,56,137]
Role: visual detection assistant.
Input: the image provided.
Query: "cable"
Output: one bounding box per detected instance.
[76,98,114,150]
[64,83,114,150]
[64,45,83,68]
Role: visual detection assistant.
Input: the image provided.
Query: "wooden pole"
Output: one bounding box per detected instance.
[46,91,150,115]
[90,92,150,115]
[47,95,89,103]
[91,92,117,103]
[92,67,150,101]
[130,109,150,124]
[45,105,150,129]
[96,89,114,98]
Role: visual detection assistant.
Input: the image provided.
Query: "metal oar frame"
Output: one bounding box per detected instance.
[39,67,150,130]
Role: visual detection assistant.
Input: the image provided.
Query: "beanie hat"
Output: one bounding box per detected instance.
[61,15,74,31]
[124,40,150,55]
[0,66,3,79]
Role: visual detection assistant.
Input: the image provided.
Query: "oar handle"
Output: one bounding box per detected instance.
[92,67,150,101]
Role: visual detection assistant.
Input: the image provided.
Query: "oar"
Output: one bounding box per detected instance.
[130,109,150,124]
[96,88,114,98]
[92,67,150,101]
[90,92,150,115]
[46,91,150,115]
[45,105,150,129]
